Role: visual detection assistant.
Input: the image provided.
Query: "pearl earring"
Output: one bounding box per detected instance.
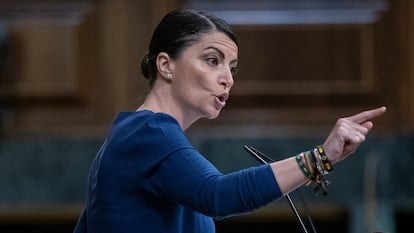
[167,73,172,80]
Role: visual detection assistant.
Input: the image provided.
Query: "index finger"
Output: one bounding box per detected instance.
[346,106,387,124]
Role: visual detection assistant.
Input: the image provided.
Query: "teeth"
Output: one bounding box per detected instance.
[217,94,228,103]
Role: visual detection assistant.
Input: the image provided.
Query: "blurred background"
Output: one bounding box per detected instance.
[0,0,412,232]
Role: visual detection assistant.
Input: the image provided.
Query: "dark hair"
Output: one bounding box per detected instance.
[140,9,239,88]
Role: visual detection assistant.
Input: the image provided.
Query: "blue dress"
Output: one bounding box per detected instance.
[73,110,282,233]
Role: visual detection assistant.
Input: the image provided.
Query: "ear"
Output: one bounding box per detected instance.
[156,52,173,81]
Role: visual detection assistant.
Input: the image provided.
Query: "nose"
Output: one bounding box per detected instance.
[219,68,234,89]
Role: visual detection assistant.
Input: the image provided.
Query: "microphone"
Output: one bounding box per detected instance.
[243,145,317,233]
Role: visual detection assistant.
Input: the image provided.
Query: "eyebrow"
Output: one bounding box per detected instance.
[204,46,238,65]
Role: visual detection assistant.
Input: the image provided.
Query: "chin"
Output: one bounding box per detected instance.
[205,109,221,120]
[207,114,219,120]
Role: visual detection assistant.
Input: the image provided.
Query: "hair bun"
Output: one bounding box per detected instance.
[140,53,151,79]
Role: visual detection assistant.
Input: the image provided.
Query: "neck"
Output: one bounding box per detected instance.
[137,85,198,131]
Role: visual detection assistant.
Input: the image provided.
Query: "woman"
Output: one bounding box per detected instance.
[73,8,386,233]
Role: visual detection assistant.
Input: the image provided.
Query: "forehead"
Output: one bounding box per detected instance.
[188,32,238,57]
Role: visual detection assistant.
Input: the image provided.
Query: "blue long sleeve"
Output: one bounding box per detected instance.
[146,148,282,218]
[73,111,283,233]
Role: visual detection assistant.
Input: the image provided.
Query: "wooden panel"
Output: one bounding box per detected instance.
[410,0,414,129]
[372,0,414,132]
[401,0,414,130]
[0,2,101,135]
[232,25,374,96]
[3,26,78,97]
[0,0,156,136]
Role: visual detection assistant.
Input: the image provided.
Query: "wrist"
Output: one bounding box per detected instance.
[295,146,333,196]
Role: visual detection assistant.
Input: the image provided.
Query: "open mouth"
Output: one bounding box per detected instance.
[216,93,229,106]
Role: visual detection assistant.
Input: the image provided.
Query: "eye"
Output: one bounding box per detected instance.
[230,66,239,76]
[206,56,219,66]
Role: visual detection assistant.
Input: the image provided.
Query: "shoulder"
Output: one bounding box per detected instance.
[111,110,191,149]
[112,110,181,132]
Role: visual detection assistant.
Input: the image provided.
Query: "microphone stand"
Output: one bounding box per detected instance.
[243,145,317,233]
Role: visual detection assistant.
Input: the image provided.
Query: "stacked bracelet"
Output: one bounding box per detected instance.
[316,145,332,172]
[295,145,333,196]
[295,153,312,179]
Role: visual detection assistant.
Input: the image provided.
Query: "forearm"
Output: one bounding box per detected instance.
[270,156,308,195]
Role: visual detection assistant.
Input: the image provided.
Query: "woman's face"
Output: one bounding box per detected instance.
[170,32,238,121]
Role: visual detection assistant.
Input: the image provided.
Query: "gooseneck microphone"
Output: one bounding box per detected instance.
[243,145,317,233]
